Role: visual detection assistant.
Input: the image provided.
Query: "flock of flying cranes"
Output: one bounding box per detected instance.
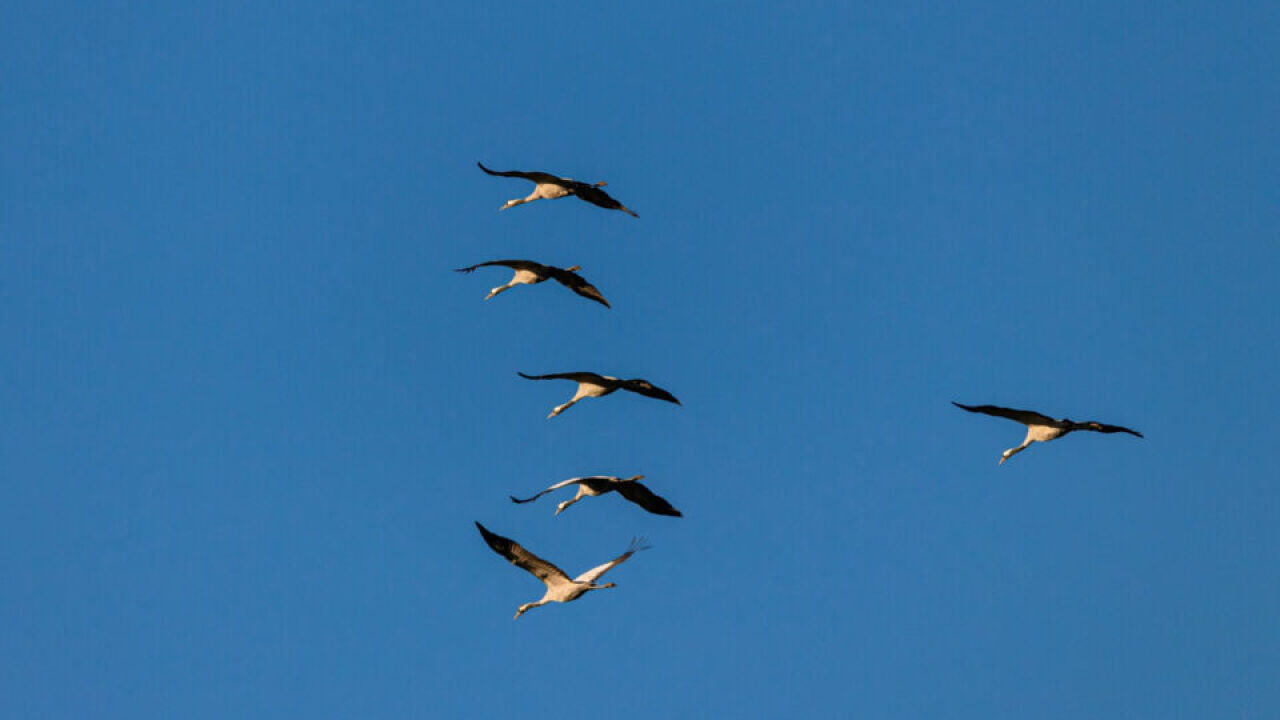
[465,162,1144,620]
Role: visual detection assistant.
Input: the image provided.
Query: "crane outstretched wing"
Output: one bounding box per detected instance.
[952,402,1055,426]
[454,259,545,274]
[477,162,565,185]
[475,522,573,589]
[509,477,591,504]
[551,268,610,308]
[574,537,650,584]
[615,480,682,517]
[518,371,607,384]
[621,379,680,405]
[573,184,638,217]
[1078,421,1144,437]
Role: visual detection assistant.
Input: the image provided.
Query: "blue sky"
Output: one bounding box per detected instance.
[3,2,1278,717]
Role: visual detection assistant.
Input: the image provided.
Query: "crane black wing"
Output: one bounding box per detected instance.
[952,402,1056,426]
[551,268,610,308]
[475,521,573,588]
[614,480,682,517]
[454,259,547,274]
[621,379,681,405]
[476,162,565,185]
[518,371,608,384]
[1077,421,1144,437]
[572,183,639,217]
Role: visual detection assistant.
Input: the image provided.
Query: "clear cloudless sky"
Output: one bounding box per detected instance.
[2,2,1278,718]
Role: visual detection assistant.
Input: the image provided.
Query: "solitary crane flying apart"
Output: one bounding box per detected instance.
[454,259,610,308]
[952,401,1143,464]
[477,162,639,217]
[511,475,683,517]
[518,371,680,418]
[475,522,649,619]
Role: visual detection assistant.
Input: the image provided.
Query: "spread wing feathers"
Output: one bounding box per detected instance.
[509,476,592,504]
[551,268,610,307]
[475,522,573,589]
[622,380,681,405]
[573,537,650,585]
[518,371,609,384]
[573,184,639,217]
[1076,421,1144,437]
[952,402,1056,426]
[476,162,566,185]
[615,481,682,517]
[453,259,548,274]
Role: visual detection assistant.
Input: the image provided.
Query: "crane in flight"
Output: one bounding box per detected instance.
[454,259,609,307]
[510,475,682,517]
[477,162,638,217]
[518,371,680,418]
[952,401,1143,464]
[475,522,649,619]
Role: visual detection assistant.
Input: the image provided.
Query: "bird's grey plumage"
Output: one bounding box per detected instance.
[510,475,682,517]
[477,162,638,217]
[518,371,680,417]
[475,521,649,619]
[952,401,1143,464]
